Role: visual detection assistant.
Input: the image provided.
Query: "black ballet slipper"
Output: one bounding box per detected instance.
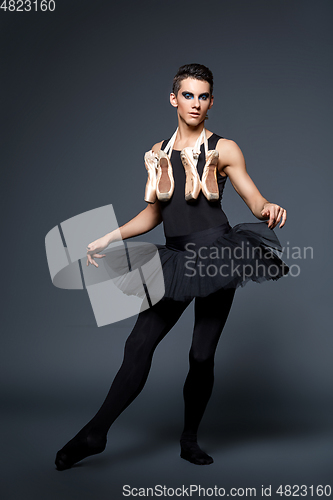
[55,431,107,471]
[180,440,214,466]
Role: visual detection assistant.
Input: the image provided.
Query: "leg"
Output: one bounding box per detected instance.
[55,297,191,470]
[180,286,236,465]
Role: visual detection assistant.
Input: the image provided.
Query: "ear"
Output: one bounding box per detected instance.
[170,92,178,108]
[208,95,214,110]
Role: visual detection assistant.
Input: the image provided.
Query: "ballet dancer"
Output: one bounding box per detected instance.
[55,63,288,470]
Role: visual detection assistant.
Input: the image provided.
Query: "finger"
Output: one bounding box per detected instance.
[279,209,287,228]
[90,255,99,267]
[274,207,283,227]
[269,212,277,229]
[266,210,273,228]
[278,208,285,222]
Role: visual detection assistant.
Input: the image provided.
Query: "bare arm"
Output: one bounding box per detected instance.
[112,140,164,241]
[87,141,164,267]
[108,201,163,243]
[216,139,287,229]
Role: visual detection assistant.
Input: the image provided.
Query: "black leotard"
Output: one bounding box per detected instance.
[160,133,229,238]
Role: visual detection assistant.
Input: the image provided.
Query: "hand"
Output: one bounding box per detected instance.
[261,202,287,229]
[86,234,110,268]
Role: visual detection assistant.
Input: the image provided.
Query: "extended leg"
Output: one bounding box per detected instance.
[180,286,236,465]
[55,297,191,470]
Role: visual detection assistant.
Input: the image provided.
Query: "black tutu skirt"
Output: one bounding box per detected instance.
[102,221,289,305]
[155,221,289,302]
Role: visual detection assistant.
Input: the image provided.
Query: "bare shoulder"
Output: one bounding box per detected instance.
[216,138,245,167]
[151,141,164,154]
[216,138,242,155]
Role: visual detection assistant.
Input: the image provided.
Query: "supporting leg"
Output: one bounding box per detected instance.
[55,297,191,470]
[180,286,236,465]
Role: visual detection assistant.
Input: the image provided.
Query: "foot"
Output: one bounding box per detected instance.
[180,439,214,465]
[55,428,107,471]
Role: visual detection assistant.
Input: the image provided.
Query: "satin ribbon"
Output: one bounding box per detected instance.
[163,127,209,167]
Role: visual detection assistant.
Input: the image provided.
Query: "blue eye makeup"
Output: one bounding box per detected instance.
[181,92,210,100]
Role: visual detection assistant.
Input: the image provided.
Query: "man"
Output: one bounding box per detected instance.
[55,64,287,470]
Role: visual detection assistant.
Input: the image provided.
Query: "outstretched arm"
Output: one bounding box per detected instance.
[87,141,164,267]
[216,139,287,229]
[116,201,163,241]
[111,140,164,241]
[87,199,163,267]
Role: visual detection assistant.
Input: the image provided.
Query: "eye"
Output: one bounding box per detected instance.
[199,94,209,101]
[182,92,193,99]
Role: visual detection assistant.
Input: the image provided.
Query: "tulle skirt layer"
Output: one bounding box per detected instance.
[155,221,289,302]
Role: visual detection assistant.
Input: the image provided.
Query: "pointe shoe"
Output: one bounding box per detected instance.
[180,147,202,201]
[200,150,219,201]
[144,150,158,203]
[156,150,175,201]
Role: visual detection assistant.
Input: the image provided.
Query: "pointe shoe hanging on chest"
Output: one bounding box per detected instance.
[180,147,202,201]
[144,150,158,203]
[201,150,220,201]
[156,150,175,201]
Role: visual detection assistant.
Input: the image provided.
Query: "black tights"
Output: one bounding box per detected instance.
[55,286,236,469]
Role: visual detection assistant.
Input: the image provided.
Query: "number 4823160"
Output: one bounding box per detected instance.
[0,1,55,11]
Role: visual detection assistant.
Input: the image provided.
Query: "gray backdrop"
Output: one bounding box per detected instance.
[1,0,333,498]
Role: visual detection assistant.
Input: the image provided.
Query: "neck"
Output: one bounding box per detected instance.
[176,118,206,144]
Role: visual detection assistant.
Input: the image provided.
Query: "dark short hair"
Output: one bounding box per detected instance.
[172,63,214,96]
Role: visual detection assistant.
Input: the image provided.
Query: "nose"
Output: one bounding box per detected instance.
[192,97,200,108]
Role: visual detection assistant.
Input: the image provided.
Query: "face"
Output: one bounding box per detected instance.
[170,77,214,126]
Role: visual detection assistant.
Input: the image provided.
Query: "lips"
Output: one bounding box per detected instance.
[189,113,200,117]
